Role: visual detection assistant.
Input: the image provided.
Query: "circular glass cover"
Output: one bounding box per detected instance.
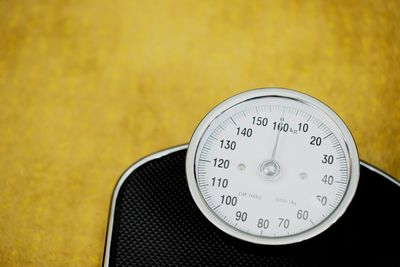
[186,88,359,245]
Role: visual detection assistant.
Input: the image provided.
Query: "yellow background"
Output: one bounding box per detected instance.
[0,1,399,266]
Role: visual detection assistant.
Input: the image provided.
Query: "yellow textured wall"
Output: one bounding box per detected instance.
[0,1,399,266]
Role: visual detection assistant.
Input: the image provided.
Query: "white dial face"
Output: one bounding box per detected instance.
[186,89,359,245]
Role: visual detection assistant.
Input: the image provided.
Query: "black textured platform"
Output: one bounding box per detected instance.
[104,147,399,267]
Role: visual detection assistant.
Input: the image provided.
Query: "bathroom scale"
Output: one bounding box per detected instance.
[103,89,399,266]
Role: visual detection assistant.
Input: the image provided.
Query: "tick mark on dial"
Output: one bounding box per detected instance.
[209,135,218,141]
[213,205,221,210]
[323,133,333,139]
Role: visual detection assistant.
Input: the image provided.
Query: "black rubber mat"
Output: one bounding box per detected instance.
[104,147,399,267]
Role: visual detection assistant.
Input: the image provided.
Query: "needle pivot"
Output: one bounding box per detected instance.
[260,160,280,179]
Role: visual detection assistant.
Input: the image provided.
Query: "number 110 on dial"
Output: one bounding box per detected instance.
[186,88,359,245]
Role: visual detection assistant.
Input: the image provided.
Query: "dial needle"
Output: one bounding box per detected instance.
[271,126,282,160]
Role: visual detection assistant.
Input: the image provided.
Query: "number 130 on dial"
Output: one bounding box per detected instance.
[186,88,359,245]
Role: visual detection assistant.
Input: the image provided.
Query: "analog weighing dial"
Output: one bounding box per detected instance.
[186,88,359,245]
